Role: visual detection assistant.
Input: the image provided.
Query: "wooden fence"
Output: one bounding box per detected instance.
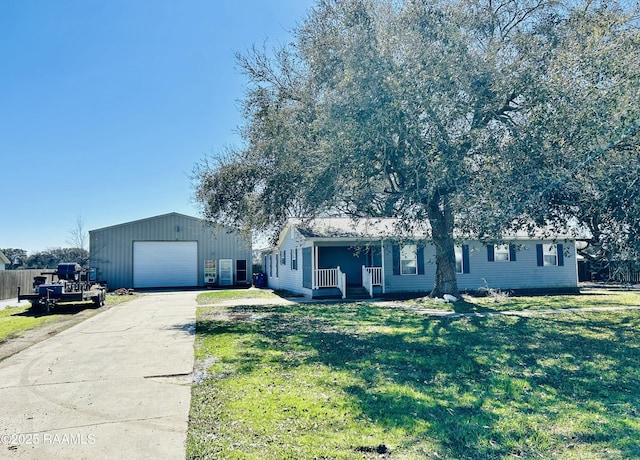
[0,269,44,301]
[610,266,640,284]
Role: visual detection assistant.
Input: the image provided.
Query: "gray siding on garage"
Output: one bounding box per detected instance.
[89,213,252,289]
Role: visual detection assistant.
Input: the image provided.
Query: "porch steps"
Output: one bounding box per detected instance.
[346,286,371,300]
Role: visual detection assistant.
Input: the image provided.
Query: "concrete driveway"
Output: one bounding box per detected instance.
[0,291,197,459]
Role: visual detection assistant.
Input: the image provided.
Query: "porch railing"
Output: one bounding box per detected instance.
[362,266,383,298]
[314,267,347,299]
[337,267,346,299]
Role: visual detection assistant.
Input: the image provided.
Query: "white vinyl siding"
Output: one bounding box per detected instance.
[265,227,306,295]
[133,241,197,288]
[462,242,575,290]
[384,241,578,293]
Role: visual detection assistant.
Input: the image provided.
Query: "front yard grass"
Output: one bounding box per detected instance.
[409,289,640,314]
[188,293,640,459]
[196,288,283,305]
[0,305,61,342]
[0,294,136,344]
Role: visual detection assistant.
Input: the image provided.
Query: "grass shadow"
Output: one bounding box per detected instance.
[192,302,640,458]
[451,298,495,314]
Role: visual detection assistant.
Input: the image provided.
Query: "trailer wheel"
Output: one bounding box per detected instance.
[92,293,105,307]
[30,300,41,310]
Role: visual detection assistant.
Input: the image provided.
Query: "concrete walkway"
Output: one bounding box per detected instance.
[0,291,197,459]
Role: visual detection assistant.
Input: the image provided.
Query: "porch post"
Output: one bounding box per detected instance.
[312,244,318,290]
[381,239,386,294]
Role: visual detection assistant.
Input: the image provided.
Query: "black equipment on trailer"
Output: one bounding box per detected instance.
[18,263,107,314]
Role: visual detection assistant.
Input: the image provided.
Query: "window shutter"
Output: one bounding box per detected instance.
[536,244,544,266]
[462,245,470,274]
[509,244,516,262]
[392,244,400,275]
[487,244,495,262]
[417,246,425,275]
[557,244,564,266]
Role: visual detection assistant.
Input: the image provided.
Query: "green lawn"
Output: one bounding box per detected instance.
[0,305,61,342]
[196,289,283,305]
[187,293,640,459]
[0,294,136,343]
[408,289,640,314]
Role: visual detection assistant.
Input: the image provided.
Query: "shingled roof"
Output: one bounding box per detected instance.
[290,217,429,240]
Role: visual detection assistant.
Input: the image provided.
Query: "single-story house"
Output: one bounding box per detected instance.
[0,250,9,270]
[262,218,580,299]
[89,213,252,290]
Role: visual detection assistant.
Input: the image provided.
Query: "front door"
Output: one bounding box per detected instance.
[219,259,233,286]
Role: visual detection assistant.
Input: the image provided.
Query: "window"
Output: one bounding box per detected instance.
[488,244,516,262]
[291,248,298,270]
[494,244,510,262]
[393,243,424,276]
[280,250,286,265]
[236,260,247,283]
[537,243,565,266]
[543,244,557,266]
[455,246,463,274]
[400,244,417,275]
[455,245,470,274]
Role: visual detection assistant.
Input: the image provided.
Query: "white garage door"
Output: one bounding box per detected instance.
[133,241,198,288]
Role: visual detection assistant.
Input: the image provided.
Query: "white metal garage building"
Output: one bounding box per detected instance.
[89,213,252,290]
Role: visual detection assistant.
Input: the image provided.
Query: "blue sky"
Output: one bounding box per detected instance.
[0,0,315,253]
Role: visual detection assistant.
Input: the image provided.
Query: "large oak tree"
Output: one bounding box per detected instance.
[194,0,640,296]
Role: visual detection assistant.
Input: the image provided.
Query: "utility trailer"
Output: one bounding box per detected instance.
[18,263,107,314]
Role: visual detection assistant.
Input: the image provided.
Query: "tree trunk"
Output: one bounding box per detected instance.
[427,192,461,298]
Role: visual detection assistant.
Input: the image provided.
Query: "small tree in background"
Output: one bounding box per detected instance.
[67,215,88,252]
[2,217,90,270]
[25,248,89,269]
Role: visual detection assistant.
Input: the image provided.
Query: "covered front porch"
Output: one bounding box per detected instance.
[302,241,384,298]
